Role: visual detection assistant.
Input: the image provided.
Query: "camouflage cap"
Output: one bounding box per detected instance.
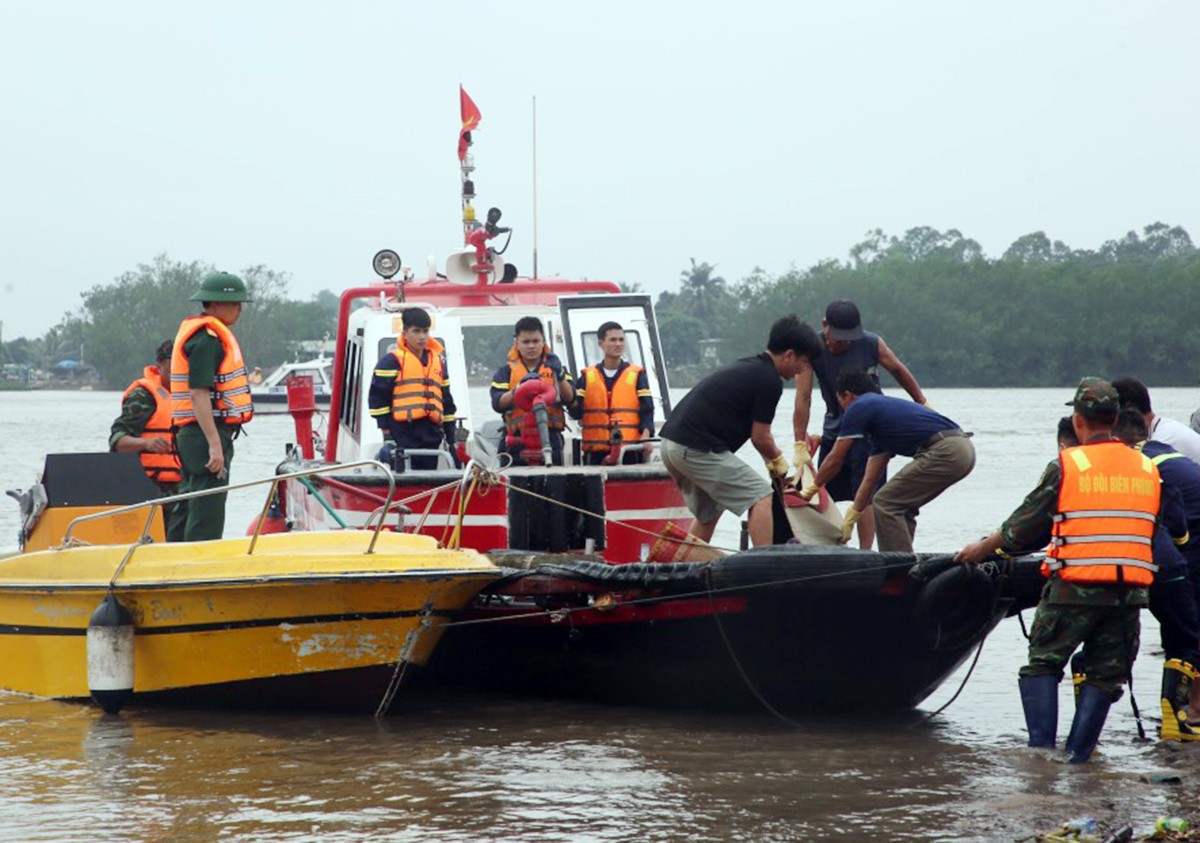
[1065,376,1120,419]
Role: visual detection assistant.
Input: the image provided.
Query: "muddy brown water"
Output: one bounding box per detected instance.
[4,388,1200,840]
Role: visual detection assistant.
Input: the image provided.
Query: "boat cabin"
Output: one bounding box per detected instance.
[329,282,673,468]
[274,262,694,563]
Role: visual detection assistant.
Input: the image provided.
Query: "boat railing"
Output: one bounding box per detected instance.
[383,447,458,473]
[61,460,396,586]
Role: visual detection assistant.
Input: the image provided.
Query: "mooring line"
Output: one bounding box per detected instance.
[440,558,931,630]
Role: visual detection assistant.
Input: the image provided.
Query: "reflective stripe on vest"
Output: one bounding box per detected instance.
[170,316,255,427]
[503,357,565,436]
[1044,441,1161,585]
[1151,451,1188,466]
[390,338,445,424]
[580,364,642,452]
[123,368,182,484]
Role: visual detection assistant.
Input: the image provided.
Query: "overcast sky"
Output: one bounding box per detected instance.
[2,1,1196,338]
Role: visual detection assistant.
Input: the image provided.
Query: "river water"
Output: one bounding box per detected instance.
[4,387,1200,841]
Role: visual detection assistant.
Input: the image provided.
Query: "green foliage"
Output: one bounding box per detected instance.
[8,223,1200,390]
[653,222,1200,386]
[44,255,339,388]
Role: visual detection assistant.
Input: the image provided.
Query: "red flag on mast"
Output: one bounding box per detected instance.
[458,85,481,161]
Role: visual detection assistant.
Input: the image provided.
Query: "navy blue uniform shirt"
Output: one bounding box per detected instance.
[837,392,959,457]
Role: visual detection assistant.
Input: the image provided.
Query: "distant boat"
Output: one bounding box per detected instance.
[250,355,333,412]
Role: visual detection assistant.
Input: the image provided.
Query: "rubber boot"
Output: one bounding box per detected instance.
[1159,659,1200,742]
[1019,674,1059,748]
[1070,651,1087,703]
[1065,683,1113,763]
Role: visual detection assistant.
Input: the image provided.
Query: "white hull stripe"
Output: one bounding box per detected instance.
[331,512,510,529]
[326,509,688,529]
[607,507,692,521]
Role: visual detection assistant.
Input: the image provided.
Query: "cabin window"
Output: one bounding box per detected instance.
[377,337,449,359]
[579,330,646,370]
[340,338,363,437]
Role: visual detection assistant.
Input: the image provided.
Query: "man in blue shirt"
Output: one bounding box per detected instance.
[792,299,929,549]
[801,369,974,551]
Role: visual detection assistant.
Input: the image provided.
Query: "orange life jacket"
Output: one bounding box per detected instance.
[580,363,644,452]
[390,338,446,425]
[170,315,255,427]
[502,345,565,436]
[123,367,182,485]
[1044,440,1161,586]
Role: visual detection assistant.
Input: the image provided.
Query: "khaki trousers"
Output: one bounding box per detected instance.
[874,435,975,552]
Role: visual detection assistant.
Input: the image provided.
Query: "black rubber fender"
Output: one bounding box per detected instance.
[914,563,997,650]
[709,544,890,592]
[996,554,1049,615]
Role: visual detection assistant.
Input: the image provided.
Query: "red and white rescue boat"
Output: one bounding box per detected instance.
[268,114,693,561]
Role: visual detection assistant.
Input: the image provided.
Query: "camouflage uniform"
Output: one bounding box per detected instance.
[1000,447,1185,694]
[109,383,185,541]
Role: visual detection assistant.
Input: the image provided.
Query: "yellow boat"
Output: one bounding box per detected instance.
[1,455,500,714]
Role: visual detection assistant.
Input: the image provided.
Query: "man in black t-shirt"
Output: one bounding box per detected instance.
[660,315,821,547]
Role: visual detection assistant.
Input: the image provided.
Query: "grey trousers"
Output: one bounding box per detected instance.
[874,435,976,552]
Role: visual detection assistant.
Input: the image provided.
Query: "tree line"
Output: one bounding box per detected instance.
[3,221,1197,390]
[656,222,1200,387]
[1,256,339,390]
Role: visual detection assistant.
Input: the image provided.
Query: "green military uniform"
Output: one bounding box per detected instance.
[110,383,188,542]
[968,378,1171,762]
[169,271,251,543]
[170,329,238,542]
[999,457,1146,693]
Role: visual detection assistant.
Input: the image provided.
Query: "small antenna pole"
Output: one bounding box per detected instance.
[532,95,539,279]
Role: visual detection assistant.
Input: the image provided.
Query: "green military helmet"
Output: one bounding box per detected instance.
[190,271,252,303]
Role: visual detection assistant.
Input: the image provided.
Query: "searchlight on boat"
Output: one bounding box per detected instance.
[372,249,401,280]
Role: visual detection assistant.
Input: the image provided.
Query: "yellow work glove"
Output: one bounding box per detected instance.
[839,507,861,544]
[793,441,812,469]
[765,453,790,480]
[798,482,821,501]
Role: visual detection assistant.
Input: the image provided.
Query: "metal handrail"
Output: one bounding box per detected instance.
[59,460,396,588]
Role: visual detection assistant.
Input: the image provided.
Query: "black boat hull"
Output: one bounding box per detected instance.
[428,545,1043,715]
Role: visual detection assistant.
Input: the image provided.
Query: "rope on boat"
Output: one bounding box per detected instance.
[465,462,743,555]
[702,567,806,729]
[440,558,926,630]
[375,604,434,718]
[444,472,480,550]
[313,461,1005,721]
[917,559,1003,722]
[918,634,989,723]
[298,476,349,529]
[438,554,1010,724]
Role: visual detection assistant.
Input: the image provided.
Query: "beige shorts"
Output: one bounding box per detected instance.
[660,438,773,524]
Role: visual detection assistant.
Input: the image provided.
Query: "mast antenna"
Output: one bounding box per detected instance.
[532,95,539,279]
